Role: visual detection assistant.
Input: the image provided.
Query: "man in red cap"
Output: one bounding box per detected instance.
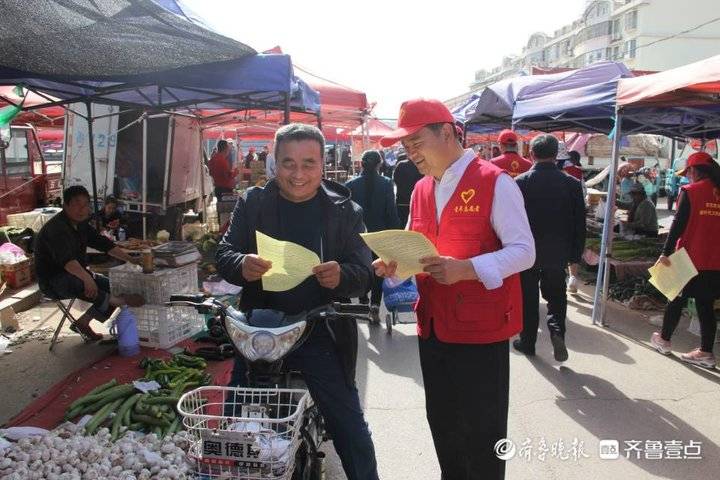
[375,98,535,479]
[491,129,532,178]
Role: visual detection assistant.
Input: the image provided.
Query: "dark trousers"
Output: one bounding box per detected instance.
[397,205,410,229]
[520,265,567,345]
[214,186,234,199]
[359,274,383,307]
[419,334,509,480]
[229,328,379,480]
[41,272,112,319]
[661,270,720,353]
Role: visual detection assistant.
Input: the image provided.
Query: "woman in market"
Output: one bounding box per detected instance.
[345,150,401,323]
[650,152,720,368]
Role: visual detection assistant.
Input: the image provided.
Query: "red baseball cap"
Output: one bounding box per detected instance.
[676,151,714,176]
[497,129,518,145]
[380,98,455,147]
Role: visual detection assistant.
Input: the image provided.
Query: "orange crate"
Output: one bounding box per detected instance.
[1,259,34,289]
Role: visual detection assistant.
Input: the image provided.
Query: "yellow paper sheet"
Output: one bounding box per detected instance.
[256,231,321,292]
[648,248,698,301]
[360,230,438,280]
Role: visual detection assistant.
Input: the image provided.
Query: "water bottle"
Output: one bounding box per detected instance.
[115,307,140,357]
[117,227,127,241]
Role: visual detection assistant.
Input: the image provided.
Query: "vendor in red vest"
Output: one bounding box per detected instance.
[651,151,720,369]
[374,98,535,480]
[490,129,532,178]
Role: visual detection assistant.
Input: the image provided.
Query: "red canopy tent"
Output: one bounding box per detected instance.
[617,54,720,108]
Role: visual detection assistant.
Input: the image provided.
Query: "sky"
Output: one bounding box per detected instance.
[183,0,586,119]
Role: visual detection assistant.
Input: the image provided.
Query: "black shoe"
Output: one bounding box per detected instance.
[551,334,569,362]
[369,305,381,325]
[513,339,535,356]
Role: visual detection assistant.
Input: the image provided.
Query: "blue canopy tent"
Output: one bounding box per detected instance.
[0,0,320,225]
[511,62,635,134]
[465,70,580,132]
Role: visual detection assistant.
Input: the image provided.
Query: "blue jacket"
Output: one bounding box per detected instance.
[345,173,401,232]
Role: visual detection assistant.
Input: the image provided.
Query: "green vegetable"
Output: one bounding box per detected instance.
[111,394,142,441]
[144,396,181,406]
[67,379,119,411]
[84,384,136,412]
[131,413,171,428]
[85,398,123,435]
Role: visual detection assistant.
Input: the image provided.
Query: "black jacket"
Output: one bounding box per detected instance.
[345,173,401,232]
[215,178,372,386]
[515,162,586,267]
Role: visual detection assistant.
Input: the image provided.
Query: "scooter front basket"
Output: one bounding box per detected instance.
[177,386,312,479]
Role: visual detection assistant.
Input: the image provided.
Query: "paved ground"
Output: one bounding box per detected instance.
[2,285,719,479]
[321,285,720,480]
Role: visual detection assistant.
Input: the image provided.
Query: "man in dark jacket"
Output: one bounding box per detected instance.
[392,150,423,226]
[514,134,586,362]
[215,123,379,480]
[346,150,401,321]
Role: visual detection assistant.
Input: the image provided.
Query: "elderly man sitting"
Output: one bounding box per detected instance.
[617,183,659,237]
[34,186,144,341]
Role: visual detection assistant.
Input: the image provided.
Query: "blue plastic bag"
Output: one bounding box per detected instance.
[382,278,418,310]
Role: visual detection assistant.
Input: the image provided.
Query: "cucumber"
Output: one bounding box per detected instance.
[131,413,171,428]
[85,398,123,435]
[67,379,119,410]
[111,394,142,441]
[144,396,181,406]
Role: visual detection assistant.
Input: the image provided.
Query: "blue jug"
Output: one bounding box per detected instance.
[115,307,140,356]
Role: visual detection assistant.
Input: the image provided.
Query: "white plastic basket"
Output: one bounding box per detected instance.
[109,263,198,305]
[130,305,204,349]
[177,386,311,479]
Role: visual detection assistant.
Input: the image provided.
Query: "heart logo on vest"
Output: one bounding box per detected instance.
[461,189,475,204]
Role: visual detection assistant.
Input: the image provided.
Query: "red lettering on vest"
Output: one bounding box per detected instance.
[677,179,720,271]
[410,157,522,344]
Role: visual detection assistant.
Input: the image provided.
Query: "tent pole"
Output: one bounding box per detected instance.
[283,93,291,125]
[317,114,323,130]
[142,116,148,240]
[591,108,623,326]
[85,101,100,225]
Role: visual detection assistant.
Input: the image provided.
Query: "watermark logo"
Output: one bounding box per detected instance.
[494,439,517,461]
[599,440,620,460]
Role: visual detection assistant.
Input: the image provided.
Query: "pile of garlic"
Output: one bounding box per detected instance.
[0,422,195,480]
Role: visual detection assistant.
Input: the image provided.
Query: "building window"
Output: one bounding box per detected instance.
[624,39,637,58]
[625,10,638,30]
[613,45,621,60]
[612,19,621,40]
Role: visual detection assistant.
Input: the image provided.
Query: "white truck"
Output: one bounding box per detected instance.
[63,104,212,238]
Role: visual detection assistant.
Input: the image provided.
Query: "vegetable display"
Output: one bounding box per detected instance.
[63,353,211,441]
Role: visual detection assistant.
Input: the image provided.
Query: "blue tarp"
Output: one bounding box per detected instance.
[465,71,576,131]
[0,0,320,114]
[511,62,633,134]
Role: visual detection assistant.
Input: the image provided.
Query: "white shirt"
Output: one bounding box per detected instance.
[411,149,536,289]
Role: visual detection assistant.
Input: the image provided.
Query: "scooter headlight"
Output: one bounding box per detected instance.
[225,315,307,363]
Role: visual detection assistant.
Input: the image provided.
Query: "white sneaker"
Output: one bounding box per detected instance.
[567,276,578,293]
[650,332,671,355]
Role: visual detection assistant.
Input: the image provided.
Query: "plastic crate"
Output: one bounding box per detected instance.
[109,263,198,304]
[130,305,205,349]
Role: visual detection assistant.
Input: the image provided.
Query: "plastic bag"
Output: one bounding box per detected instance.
[382,278,418,310]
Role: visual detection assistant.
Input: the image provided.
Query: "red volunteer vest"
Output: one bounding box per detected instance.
[410,157,522,344]
[490,152,532,178]
[676,179,720,271]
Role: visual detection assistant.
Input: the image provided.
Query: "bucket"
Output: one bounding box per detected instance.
[114,307,140,357]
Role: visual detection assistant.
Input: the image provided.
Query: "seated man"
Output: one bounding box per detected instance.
[35,186,144,341]
[216,123,379,480]
[616,183,659,237]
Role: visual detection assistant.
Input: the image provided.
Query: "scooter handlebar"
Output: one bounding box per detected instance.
[331,302,371,315]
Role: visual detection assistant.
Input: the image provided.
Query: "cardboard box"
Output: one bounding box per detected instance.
[1,259,34,289]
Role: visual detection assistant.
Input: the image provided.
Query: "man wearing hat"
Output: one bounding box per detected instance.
[491,129,532,178]
[374,98,535,479]
[616,182,658,237]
